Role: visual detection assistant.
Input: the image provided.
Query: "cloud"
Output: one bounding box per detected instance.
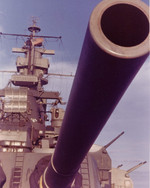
[0,49,17,88]
[0,50,6,59]
[0,25,4,32]
[0,10,4,15]
[0,17,5,32]
[49,61,77,75]
[133,57,150,86]
[0,49,16,69]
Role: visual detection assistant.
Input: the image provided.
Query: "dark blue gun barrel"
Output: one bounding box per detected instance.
[42,0,150,187]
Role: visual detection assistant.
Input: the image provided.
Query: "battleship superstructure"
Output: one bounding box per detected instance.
[0,0,149,187]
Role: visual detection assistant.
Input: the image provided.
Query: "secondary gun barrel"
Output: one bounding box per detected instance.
[104,131,124,149]
[126,161,147,175]
[42,0,150,187]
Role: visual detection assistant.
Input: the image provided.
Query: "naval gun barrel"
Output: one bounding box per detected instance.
[42,0,150,187]
[126,161,147,176]
[104,131,124,149]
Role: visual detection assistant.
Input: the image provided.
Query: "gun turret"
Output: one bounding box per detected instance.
[40,0,149,187]
[111,161,147,187]
[125,161,147,176]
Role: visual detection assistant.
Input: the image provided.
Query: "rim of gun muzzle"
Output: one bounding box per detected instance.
[41,0,150,187]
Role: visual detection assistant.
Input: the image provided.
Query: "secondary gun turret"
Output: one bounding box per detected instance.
[111,161,147,188]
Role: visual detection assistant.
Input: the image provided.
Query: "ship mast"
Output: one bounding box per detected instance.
[27,19,41,75]
[8,21,57,90]
[0,23,74,88]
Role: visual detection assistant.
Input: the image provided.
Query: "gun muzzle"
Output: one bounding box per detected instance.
[43,0,150,187]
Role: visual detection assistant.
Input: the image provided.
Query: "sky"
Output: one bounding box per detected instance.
[0,0,149,187]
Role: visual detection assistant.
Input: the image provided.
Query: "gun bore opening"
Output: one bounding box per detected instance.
[101,4,149,47]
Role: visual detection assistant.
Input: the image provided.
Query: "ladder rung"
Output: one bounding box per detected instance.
[16,153,24,156]
[15,162,23,166]
[82,174,89,179]
[11,153,24,188]
[81,164,88,168]
[16,158,24,162]
[13,181,21,184]
[81,169,89,173]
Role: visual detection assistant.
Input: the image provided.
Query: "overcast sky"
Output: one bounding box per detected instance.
[0,0,149,187]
